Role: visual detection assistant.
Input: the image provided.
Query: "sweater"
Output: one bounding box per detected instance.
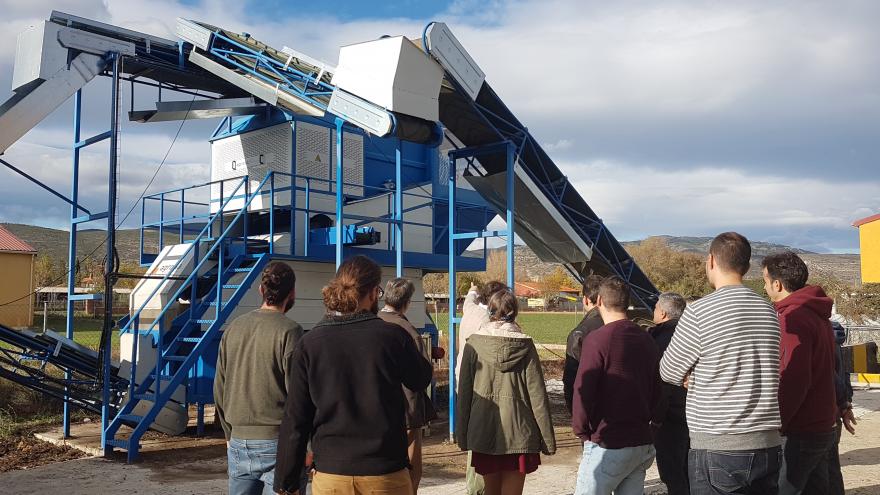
[660,285,782,450]
[456,321,556,456]
[650,319,687,426]
[378,308,438,429]
[213,309,303,440]
[273,312,433,493]
[775,285,837,434]
[563,308,604,413]
[572,319,660,449]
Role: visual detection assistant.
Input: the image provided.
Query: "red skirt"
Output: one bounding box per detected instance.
[470,452,541,475]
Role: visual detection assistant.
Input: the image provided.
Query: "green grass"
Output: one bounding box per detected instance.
[29,315,119,351]
[428,312,583,345]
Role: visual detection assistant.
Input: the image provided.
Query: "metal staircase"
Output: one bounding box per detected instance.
[104,174,273,462]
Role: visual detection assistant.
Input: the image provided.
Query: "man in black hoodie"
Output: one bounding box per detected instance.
[273,256,432,495]
[563,275,604,413]
[649,292,688,495]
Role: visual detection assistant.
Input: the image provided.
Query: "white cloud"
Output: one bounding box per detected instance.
[559,158,877,251]
[0,0,876,253]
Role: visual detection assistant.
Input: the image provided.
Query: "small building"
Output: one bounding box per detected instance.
[514,280,582,311]
[0,225,36,328]
[854,213,880,284]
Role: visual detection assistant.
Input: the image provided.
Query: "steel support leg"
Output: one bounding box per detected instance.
[334,118,344,268]
[395,142,403,277]
[506,143,515,287]
[101,53,121,457]
[64,89,83,439]
[447,155,457,442]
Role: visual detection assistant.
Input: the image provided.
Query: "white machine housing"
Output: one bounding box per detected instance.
[332,36,444,122]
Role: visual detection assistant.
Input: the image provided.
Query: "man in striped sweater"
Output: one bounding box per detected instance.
[660,232,783,494]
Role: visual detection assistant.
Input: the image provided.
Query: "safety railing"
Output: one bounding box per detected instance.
[141,171,491,261]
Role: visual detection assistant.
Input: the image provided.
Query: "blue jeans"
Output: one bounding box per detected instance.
[689,446,782,495]
[575,442,656,495]
[227,438,278,495]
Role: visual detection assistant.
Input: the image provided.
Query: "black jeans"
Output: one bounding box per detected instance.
[827,422,845,495]
[689,446,782,495]
[654,422,689,495]
[779,430,836,495]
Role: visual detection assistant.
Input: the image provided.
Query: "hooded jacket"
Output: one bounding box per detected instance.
[456,321,556,456]
[776,285,838,434]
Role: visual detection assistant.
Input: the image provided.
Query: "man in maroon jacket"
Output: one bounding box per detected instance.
[762,251,837,495]
[572,276,660,495]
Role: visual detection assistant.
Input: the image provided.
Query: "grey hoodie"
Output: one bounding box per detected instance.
[456,326,556,456]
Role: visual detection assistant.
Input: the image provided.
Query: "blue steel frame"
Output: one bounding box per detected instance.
[446,140,516,441]
[62,53,123,441]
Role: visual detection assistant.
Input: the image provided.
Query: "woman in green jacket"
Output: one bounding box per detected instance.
[456,289,556,495]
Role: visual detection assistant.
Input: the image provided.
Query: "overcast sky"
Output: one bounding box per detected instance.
[0,0,877,253]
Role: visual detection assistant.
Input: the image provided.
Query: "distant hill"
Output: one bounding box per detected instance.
[624,235,815,257]
[1,223,156,267]
[3,224,862,286]
[485,236,861,286]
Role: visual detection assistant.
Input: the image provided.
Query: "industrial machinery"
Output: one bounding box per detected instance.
[0,11,658,462]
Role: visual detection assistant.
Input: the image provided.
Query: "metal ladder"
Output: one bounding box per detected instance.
[104,174,274,462]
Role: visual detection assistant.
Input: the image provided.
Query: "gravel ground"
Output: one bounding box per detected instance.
[2,387,879,494]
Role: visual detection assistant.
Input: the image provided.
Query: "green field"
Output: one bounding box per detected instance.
[428,311,583,346]
[32,315,119,351]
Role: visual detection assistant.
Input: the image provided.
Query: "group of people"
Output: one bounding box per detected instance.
[558,232,856,495]
[214,231,856,495]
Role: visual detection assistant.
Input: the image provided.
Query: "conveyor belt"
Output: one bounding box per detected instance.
[424,23,659,309]
[0,323,127,415]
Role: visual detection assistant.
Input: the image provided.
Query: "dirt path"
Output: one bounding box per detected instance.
[2,388,880,494]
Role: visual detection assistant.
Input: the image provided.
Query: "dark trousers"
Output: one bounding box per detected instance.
[827,422,845,495]
[779,430,836,495]
[654,422,689,495]
[689,446,782,495]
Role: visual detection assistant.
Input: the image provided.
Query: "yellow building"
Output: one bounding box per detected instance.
[0,225,36,328]
[854,213,880,284]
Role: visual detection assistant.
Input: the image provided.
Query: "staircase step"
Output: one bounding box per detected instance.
[176,336,203,343]
[163,355,187,362]
[196,319,216,324]
[222,284,242,289]
[132,394,155,402]
[118,414,143,423]
[149,373,174,381]
[106,438,131,450]
[207,301,228,307]
[232,268,252,273]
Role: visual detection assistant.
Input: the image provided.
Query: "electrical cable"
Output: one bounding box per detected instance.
[0,91,199,309]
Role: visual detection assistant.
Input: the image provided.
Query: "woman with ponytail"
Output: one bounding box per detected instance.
[456,289,556,495]
[273,255,433,495]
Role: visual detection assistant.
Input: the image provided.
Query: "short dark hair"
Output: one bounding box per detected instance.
[598,276,630,312]
[762,251,809,293]
[384,277,415,310]
[582,274,604,304]
[709,232,751,276]
[261,262,296,306]
[487,289,518,323]
[478,280,507,306]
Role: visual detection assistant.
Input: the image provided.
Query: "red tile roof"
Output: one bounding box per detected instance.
[0,225,36,253]
[853,213,880,228]
[514,281,580,297]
